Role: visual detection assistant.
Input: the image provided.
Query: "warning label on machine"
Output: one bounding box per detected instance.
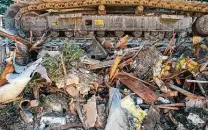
[94,20,104,25]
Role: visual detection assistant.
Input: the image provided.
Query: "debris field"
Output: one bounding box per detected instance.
[0,27,207,130]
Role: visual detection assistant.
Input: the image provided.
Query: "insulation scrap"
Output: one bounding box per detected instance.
[121,95,146,129]
[187,113,205,126]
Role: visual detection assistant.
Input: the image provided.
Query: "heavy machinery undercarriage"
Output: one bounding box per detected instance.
[3,0,208,39]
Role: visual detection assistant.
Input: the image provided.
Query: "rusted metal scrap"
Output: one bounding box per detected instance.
[116,72,158,103]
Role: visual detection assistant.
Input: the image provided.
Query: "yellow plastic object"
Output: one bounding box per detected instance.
[121,96,146,129]
[175,56,186,72]
[193,36,202,46]
[186,59,200,73]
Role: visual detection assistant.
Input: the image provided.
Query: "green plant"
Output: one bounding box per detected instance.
[42,42,84,82]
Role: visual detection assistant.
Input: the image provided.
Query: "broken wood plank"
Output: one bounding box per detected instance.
[168,83,199,99]
[159,91,178,98]
[0,31,32,48]
[116,72,158,103]
[163,33,176,55]
[156,106,179,110]
[156,103,185,107]
[89,60,114,70]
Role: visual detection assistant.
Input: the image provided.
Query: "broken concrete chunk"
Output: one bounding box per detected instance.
[186,98,208,109]
[39,116,66,130]
[187,113,205,126]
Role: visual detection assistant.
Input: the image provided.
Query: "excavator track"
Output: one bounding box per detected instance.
[4,0,208,38]
[12,0,208,21]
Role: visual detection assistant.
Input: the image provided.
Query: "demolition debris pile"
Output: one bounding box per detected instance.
[0,28,207,130]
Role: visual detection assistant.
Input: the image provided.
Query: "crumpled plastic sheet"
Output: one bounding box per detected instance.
[105,88,130,130]
[0,58,51,103]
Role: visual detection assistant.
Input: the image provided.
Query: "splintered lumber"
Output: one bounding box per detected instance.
[109,55,122,80]
[156,103,185,108]
[168,84,199,99]
[163,33,176,55]
[0,31,32,48]
[116,72,158,103]
[89,60,115,70]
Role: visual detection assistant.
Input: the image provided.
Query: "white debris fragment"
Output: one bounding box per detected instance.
[39,116,66,130]
[20,110,33,123]
[30,100,39,107]
[153,77,170,93]
[49,102,63,112]
[38,50,61,58]
[157,97,171,104]
[105,88,130,130]
[56,74,79,89]
[0,58,50,103]
[136,97,144,105]
[33,65,51,83]
[187,113,205,126]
